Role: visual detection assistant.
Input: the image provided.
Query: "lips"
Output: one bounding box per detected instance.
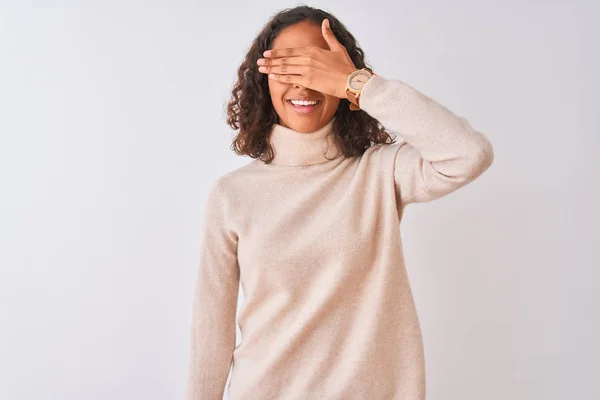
[287,99,321,114]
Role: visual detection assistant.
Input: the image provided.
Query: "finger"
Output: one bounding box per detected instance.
[268,73,309,86]
[258,64,305,76]
[263,47,312,58]
[321,18,343,51]
[258,56,311,67]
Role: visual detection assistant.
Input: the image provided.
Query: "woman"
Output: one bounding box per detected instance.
[186,6,494,400]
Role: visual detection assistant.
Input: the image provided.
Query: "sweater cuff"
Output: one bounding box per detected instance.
[359,75,388,110]
[359,74,413,113]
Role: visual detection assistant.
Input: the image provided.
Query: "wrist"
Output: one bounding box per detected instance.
[344,68,376,110]
[340,69,357,99]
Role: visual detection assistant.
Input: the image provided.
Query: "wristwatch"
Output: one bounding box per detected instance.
[345,67,376,110]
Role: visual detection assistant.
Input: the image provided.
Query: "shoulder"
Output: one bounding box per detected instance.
[207,159,259,203]
[361,140,409,167]
[359,140,418,185]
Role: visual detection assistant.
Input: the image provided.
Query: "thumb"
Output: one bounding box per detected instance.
[321,18,343,51]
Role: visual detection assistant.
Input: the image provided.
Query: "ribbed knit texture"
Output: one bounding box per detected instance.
[186,75,494,400]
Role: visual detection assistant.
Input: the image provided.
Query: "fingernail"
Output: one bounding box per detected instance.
[263,50,271,57]
[325,19,330,28]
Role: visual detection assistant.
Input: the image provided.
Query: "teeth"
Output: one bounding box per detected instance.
[289,99,318,106]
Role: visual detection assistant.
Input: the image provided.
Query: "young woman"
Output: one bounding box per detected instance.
[186,6,494,400]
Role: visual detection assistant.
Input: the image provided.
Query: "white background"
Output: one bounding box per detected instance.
[1,1,598,399]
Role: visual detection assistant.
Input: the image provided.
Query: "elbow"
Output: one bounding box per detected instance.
[476,137,494,171]
[481,138,495,170]
[464,137,494,180]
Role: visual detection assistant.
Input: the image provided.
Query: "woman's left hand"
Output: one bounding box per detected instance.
[256,18,358,100]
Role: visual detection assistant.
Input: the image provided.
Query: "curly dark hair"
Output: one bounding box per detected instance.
[226,5,396,164]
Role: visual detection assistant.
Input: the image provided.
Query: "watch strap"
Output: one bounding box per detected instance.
[346,68,376,111]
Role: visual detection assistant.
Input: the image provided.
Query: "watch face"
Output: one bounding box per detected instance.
[348,70,373,90]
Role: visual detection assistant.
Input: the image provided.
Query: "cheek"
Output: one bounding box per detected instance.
[268,80,287,102]
[324,96,340,111]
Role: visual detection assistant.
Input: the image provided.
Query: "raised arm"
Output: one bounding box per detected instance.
[359,75,494,206]
[186,179,240,400]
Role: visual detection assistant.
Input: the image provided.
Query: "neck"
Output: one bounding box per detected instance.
[267,117,341,166]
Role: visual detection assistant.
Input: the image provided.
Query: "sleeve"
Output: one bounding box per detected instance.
[358,75,495,207]
[186,179,240,400]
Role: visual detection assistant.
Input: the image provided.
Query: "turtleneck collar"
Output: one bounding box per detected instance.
[266,116,342,166]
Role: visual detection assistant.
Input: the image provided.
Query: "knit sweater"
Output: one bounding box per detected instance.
[186,75,494,400]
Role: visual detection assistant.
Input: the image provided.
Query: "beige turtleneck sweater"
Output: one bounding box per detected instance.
[186,75,494,400]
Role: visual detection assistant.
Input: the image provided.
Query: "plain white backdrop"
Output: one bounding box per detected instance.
[1,1,598,399]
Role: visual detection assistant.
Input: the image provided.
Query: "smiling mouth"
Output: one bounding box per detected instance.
[286,99,321,114]
[287,100,321,105]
